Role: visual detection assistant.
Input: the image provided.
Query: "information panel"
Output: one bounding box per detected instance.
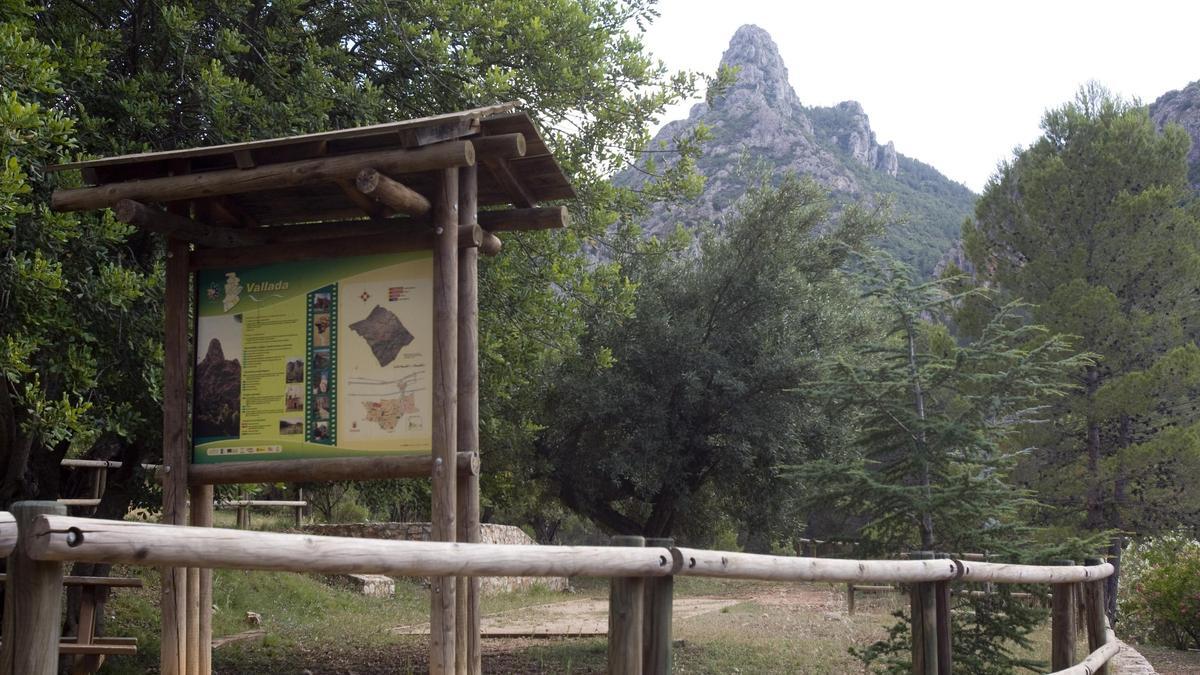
[192,252,433,464]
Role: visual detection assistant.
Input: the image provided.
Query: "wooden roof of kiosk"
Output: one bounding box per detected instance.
[48,103,572,266]
[48,104,573,675]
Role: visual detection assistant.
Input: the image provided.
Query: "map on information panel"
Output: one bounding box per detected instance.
[192,252,433,464]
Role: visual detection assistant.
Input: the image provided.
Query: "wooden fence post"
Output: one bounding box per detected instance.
[190,484,214,675]
[935,553,952,675]
[0,501,67,675]
[911,551,938,675]
[1051,559,1076,670]
[846,583,856,615]
[1083,557,1110,675]
[608,535,645,675]
[643,538,674,675]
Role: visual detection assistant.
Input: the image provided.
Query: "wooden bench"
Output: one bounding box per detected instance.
[0,573,142,674]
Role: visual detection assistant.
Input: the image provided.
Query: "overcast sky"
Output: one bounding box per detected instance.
[641,0,1200,192]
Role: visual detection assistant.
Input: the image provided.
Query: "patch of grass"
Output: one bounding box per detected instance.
[98,570,1070,674]
[101,564,584,673]
[102,565,431,673]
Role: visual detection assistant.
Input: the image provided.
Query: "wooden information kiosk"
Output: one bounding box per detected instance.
[48,103,573,675]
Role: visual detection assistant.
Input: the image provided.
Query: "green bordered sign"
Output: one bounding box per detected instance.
[192,251,433,464]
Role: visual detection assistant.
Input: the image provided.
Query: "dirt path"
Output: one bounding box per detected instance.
[392,596,740,636]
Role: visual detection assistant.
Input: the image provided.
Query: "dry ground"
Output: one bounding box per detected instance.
[210,580,898,674]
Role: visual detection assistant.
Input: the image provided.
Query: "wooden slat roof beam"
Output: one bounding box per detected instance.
[49,105,573,231]
[52,141,475,212]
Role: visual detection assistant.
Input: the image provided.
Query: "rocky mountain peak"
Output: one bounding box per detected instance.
[822,100,898,176]
[1150,79,1200,188]
[203,337,225,364]
[614,26,976,277]
[716,25,802,113]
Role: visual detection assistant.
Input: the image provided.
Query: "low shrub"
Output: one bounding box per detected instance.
[1118,533,1200,650]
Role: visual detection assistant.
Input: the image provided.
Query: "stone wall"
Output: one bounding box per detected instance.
[300,522,569,594]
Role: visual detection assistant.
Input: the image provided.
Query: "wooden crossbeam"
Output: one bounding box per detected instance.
[114,200,265,248]
[186,452,480,486]
[399,118,478,147]
[58,643,138,656]
[0,574,142,588]
[187,224,481,270]
[481,156,534,208]
[477,206,569,232]
[52,141,476,212]
[356,169,431,216]
[471,133,526,160]
[334,177,391,219]
[479,230,502,256]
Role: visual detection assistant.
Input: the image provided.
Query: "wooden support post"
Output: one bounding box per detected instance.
[643,538,674,675]
[935,553,951,675]
[186,547,200,675]
[161,235,191,675]
[1083,557,1110,675]
[69,584,103,675]
[0,501,67,675]
[89,467,104,500]
[430,167,459,674]
[455,164,482,675]
[608,536,645,675]
[190,485,214,675]
[911,552,937,675]
[1051,560,1076,671]
[846,583,856,615]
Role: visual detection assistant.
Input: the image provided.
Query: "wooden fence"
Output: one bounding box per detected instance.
[0,503,1119,675]
[214,500,307,529]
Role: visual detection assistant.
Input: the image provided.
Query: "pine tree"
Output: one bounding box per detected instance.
[965,84,1200,606]
[791,255,1091,673]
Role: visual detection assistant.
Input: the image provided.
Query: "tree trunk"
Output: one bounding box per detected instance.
[905,318,935,550]
[643,492,676,539]
[1083,366,1104,530]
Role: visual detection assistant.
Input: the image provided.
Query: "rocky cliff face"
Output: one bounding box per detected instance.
[617,25,975,276]
[1150,79,1200,188]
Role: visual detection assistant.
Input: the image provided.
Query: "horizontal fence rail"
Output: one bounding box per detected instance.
[0,509,1123,675]
[674,546,959,583]
[957,560,1113,584]
[672,547,1114,584]
[214,500,307,508]
[29,516,676,579]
